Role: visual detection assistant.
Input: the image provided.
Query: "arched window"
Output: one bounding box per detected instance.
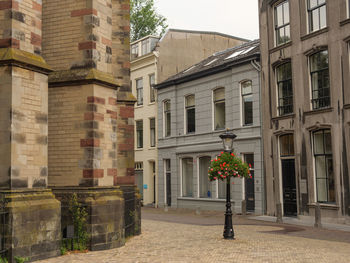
[241,80,253,126]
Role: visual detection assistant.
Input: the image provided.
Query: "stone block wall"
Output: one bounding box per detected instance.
[48,84,122,187]
[42,0,113,73]
[0,0,43,54]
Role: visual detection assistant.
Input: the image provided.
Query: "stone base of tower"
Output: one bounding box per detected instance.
[52,187,125,251]
[0,189,61,262]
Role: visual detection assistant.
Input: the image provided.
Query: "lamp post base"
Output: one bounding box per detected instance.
[223,176,235,240]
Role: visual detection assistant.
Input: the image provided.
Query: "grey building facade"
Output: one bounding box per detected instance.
[259,0,350,223]
[155,41,265,214]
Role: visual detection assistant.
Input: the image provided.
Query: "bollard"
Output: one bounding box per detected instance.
[314,203,322,228]
[196,206,201,215]
[241,200,247,216]
[276,203,283,223]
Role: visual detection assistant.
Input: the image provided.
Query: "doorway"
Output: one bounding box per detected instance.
[244,154,255,212]
[279,134,297,216]
[281,159,297,216]
[165,159,171,207]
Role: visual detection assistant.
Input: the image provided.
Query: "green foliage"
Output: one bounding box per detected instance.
[0,257,8,263]
[208,152,251,181]
[61,194,88,252]
[130,0,168,41]
[14,257,29,263]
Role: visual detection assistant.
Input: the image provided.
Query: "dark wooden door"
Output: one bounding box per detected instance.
[282,159,297,216]
[166,173,171,207]
[245,177,255,212]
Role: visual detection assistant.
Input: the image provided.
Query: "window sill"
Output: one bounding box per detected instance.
[135,148,143,151]
[135,105,144,109]
[269,41,292,54]
[148,147,156,150]
[344,104,350,110]
[271,113,295,121]
[148,102,156,105]
[304,107,333,116]
[308,203,339,210]
[301,27,328,41]
[340,18,350,27]
[242,123,254,127]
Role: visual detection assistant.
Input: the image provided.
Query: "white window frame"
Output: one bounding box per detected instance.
[307,0,327,33]
[240,80,253,126]
[136,119,143,149]
[136,78,143,106]
[149,117,156,148]
[184,94,195,134]
[163,100,171,138]
[149,74,156,104]
[274,0,291,46]
[212,87,226,131]
[180,157,194,198]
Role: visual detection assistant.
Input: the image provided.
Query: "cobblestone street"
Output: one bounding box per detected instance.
[36,208,350,263]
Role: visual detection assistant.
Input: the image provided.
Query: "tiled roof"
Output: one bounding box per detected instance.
[155,40,260,89]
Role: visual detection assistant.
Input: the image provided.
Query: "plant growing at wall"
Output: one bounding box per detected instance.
[61,194,88,252]
[0,257,8,263]
[208,152,252,181]
[14,257,29,263]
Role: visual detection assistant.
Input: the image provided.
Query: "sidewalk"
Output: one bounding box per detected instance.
[250,215,350,232]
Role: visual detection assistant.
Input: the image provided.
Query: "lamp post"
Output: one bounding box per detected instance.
[219,129,237,240]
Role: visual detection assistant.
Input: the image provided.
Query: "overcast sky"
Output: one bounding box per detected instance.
[154,0,259,40]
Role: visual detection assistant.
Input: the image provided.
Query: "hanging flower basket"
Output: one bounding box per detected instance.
[208,152,252,181]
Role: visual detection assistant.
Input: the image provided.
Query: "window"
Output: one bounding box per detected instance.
[348,0,350,18]
[150,118,156,147]
[213,88,225,130]
[241,81,253,126]
[218,180,226,199]
[164,100,171,137]
[185,95,195,134]
[131,43,139,59]
[141,39,150,55]
[276,63,293,115]
[274,1,290,46]
[313,129,335,203]
[308,0,327,33]
[199,156,212,198]
[280,134,295,157]
[182,158,193,197]
[149,74,155,103]
[310,50,330,109]
[136,120,143,148]
[136,78,143,106]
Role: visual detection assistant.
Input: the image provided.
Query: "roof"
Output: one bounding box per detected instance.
[155,40,260,90]
[163,28,251,42]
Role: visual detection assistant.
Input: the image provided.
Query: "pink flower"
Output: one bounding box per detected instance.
[211,168,213,171]
[225,168,228,171]
[214,177,217,180]
[221,152,224,154]
[233,173,236,176]
[235,164,237,166]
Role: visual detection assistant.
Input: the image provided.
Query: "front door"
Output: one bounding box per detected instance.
[245,177,255,212]
[281,159,297,216]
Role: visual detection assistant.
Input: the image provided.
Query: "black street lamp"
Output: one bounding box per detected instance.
[219,129,237,240]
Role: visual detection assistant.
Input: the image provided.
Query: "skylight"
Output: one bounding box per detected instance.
[224,45,257,60]
[204,58,218,66]
[183,65,196,73]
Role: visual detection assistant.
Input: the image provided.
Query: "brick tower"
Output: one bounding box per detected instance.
[41,0,138,251]
[0,0,61,261]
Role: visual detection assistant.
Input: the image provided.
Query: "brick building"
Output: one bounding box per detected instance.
[259,0,350,223]
[0,0,138,262]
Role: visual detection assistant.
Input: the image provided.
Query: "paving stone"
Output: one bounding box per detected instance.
[36,218,350,263]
